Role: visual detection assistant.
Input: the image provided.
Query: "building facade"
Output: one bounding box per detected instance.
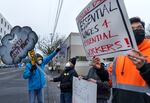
[0,13,12,64]
[0,13,12,41]
[57,32,90,75]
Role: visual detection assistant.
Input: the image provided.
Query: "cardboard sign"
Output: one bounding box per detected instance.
[73,77,97,103]
[76,0,137,59]
[0,26,38,65]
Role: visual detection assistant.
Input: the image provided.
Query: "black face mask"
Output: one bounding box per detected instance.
[65,67,74,72]
[133,29,145,45]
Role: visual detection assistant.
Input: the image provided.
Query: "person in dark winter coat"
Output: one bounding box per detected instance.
[107,17,150,103]
[50,57,78,103]
[80,56,110,103]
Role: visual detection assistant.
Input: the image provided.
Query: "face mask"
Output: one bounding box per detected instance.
[133,29,145,45]
[65,62,71,67]
[37,60,42,65]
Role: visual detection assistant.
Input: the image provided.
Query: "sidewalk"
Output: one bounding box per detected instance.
[44,70,60,103]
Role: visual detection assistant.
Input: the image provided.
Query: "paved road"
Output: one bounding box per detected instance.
[0,68,60,103]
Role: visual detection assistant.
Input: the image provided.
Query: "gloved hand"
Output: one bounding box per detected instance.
[55,47,61,53]
[30,65,37,72]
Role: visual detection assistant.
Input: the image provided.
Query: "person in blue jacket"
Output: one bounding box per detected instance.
[23,48,60,103]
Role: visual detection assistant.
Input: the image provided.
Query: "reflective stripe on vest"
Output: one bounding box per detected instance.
[112,39,150,93]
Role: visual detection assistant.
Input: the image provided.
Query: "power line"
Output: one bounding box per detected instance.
[52,0,63,43]
[51,0,64,44]
[53,0,61,33]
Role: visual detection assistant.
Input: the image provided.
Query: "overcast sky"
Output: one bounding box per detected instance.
[0,0,149,39]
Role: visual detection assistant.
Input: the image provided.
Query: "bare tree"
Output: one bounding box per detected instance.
[38,34,65,55]
[37,34,65,70]
[37,38,51,54]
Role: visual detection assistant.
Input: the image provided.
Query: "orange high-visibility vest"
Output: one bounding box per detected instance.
[109,39,150,93]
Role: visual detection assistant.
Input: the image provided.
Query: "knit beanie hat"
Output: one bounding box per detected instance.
[69,57,77,66]
[35,53,43,61]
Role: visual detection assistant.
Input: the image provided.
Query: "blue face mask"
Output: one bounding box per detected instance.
[133,29,145,45]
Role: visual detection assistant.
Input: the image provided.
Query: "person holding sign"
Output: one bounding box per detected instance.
[23,48,60,103]
[108,17,150,103]
[49,57,78,103]
[79,56,110,103]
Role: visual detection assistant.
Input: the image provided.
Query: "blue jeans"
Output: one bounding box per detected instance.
[60,92,72,103]
[29,89,44,103]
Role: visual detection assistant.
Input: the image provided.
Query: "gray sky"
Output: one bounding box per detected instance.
[0,0,149,39]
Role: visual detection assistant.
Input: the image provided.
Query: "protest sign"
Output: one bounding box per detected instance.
[76,0,137,59]
[73,77,97,103]
[0,26,38,65]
